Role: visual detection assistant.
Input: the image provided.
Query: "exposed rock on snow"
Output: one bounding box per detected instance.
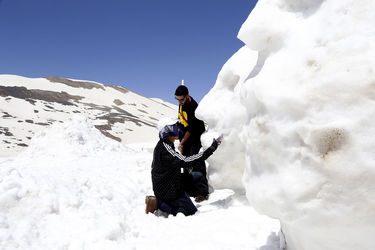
[0,85,84,105]
[44,76,106,90]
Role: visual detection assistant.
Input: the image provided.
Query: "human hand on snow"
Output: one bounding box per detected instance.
[215,134,223,145]
[210,134,223,151]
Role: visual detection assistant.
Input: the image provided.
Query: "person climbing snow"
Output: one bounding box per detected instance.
[145,117,222,216]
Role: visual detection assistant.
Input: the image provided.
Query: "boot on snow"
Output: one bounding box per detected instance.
[145,195,157,214]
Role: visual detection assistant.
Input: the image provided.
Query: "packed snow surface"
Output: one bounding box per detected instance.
[0,116,280,249]
[197,0,375,250]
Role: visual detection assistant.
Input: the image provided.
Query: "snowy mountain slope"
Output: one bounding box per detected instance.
[0,74,177,157]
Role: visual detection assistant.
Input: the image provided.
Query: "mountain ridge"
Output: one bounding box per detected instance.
[0,74,177,157]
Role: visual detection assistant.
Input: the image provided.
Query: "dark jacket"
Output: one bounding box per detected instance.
[178,97,206,145]
[151,139,217,201]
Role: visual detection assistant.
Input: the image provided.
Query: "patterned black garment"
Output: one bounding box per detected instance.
[151,139,217,202]
[178,96,208,195]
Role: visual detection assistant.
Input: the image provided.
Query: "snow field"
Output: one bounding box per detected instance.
[134,205,281,250]
[0,116,280,249]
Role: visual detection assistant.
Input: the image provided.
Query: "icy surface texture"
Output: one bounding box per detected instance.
[197,0,375,249]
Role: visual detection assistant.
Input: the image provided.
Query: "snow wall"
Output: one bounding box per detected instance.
[197,0,375,250]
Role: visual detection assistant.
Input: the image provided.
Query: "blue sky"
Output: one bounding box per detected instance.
[0,0,257,103]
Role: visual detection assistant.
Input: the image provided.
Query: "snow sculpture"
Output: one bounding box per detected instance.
[197,0,375,249]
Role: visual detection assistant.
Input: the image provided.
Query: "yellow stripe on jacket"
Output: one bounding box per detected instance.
[179,105,188,127]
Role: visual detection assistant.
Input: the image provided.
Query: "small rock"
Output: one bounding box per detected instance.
[4,131,14,136]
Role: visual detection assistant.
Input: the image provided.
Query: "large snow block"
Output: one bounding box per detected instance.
[197,0,375,249]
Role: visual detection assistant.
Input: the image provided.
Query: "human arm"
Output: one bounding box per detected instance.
[162,139,219,171]
[178,131,191,154]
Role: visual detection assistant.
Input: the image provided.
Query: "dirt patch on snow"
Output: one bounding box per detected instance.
[114,99,125,106]
[0,86,83,106]
[107,85,129,94]
[45,76,105,90]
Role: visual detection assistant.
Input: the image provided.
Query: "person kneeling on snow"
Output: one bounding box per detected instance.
[145,117,222,216]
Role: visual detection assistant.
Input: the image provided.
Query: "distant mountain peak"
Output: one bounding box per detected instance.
[0,74,177,157]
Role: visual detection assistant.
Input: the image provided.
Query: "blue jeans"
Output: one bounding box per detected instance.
[157,193,197,216]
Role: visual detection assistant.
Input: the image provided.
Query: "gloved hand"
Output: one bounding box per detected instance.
[210,134,223,151]
[215,134,223,145]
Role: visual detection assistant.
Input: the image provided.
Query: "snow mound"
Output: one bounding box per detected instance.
[197,0,375,250]
[199,47,258,192]
[0,116,144,249]
[23,115,128,158]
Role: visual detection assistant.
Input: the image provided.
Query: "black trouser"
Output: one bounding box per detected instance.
[182,171,208,197]
[182,142,209,196]
[157,193,197,216]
